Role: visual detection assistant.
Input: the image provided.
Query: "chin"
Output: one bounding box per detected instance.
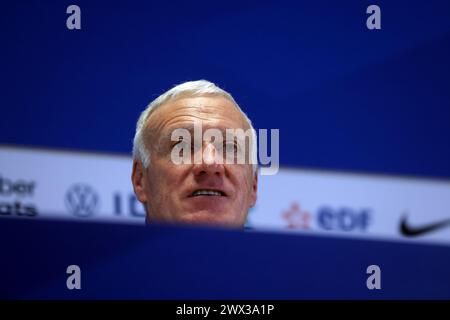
[177,210,243,228]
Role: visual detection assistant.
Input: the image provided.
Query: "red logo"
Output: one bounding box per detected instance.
[282,202,311,229]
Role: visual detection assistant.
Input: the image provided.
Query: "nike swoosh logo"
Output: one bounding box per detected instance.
[400,214,450,237]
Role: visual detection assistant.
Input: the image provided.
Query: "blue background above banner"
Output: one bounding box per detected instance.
[2,1,450,301]
[1,0,450,178]
[1,219,449,299]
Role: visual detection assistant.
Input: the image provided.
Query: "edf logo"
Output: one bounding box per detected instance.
[317,207,371,231]
[281,202,372,232]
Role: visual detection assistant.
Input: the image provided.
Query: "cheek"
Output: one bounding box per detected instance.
[231,167,254,200]
[144,172,161,203]
[147,162,189,195]
[145,162,168,194]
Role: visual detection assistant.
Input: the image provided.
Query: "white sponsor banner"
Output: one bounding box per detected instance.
[253,169,450,245]
[0,146,145,224]
[1,146,450,245]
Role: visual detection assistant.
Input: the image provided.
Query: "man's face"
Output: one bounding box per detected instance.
[132,95,258,227]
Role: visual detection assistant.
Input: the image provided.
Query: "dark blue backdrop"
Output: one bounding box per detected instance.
[2,218,450,299]
[2,0,450,178]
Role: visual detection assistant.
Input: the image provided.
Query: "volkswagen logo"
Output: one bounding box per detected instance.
[65,184,99,217]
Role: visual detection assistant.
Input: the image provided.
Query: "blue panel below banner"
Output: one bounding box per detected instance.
[0,218,449,299]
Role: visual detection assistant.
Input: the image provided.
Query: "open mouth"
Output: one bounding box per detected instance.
[189,189,226,197]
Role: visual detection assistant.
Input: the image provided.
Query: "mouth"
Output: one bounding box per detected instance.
[189,189,227,197]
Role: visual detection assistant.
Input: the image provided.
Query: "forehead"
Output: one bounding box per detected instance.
[147,96,248,134]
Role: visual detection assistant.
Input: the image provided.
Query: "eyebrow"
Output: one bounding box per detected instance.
[161,125,234,139]
[155,124,251,149]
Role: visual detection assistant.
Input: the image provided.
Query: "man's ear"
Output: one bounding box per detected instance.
[131,160,148,203]
[250,171,258,207]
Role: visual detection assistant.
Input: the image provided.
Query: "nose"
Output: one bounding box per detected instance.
[192,142,225,177]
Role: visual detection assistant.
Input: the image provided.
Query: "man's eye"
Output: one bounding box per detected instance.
[224,142,238,153]
[172,138,184,147]
[172,139,196,152]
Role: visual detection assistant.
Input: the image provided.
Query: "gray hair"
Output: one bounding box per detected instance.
[132,80,257,172]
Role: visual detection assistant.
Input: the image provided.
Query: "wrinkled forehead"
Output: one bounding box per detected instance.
[145,96,250,138]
